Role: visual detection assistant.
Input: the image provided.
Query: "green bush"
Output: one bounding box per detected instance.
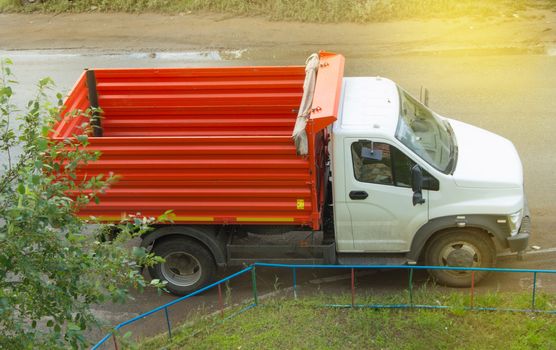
[0,58,165,349]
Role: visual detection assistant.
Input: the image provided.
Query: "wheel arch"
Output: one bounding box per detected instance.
[141,225,227,268]
[408,215,509,261]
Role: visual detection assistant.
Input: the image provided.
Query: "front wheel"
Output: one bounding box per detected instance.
[149,237,216,296]
[424,229,496,287]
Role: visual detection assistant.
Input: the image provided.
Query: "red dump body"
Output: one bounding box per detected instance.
[51,53,344,230]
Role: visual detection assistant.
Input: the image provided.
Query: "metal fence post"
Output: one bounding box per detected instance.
[408,268,414,307]
[252,266,259,306]
[218,283,225,318]
[470,271,475,309]
[113,334,119,350]
[532,271,538,311]
[351,268,355,308]
[164,307,172,339]
[293,267,298,300]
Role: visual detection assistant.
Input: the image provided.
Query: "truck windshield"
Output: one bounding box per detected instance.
[395,87,456,174]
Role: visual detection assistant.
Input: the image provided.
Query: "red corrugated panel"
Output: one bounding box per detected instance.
[51,71,89,138]
[51,54,345,229]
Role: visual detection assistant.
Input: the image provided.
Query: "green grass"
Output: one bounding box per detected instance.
[0,0,553,23]
[137,290,556,350]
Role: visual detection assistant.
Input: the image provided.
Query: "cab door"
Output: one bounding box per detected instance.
[344,138,429,252]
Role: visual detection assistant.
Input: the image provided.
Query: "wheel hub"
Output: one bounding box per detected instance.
[446,248,475,267]
[440,242,480,269]
[160,252,202,287]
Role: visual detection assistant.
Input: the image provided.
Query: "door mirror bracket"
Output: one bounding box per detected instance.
[411,164,426,206]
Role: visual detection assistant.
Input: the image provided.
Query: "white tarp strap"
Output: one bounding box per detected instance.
[292,53,319,156]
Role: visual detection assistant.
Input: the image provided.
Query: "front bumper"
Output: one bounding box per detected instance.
[507,215,531,252]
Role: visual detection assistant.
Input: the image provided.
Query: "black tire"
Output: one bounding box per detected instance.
[424,229,496,288]
[149,237,215,296]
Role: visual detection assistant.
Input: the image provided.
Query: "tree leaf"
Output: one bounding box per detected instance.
[17,183,25,195]
[67,322,80,332]
[76,134,88,144]
[132,247,146,259]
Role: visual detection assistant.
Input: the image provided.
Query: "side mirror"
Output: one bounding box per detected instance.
[411,165,426,206]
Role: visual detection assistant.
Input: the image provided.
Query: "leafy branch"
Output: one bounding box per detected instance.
[0,58,165,349]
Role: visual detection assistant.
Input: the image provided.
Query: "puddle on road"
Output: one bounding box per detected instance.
[127,49,248,61]
[546,42,556,56]
[0,49,249,62]
[2,43,554,66]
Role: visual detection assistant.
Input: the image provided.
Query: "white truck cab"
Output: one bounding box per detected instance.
[331,77,530,286]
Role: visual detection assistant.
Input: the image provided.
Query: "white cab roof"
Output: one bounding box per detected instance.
[334,77,400,138]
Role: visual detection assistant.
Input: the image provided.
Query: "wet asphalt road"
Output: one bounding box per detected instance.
[1,50,556,346]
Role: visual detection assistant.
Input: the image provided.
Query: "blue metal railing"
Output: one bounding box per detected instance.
[91,266,254,350]
[91,263,556,349]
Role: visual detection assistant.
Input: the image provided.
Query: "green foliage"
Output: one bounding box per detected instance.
[0,0,548,22]
[0,58,165,349]
[0,0,18,11]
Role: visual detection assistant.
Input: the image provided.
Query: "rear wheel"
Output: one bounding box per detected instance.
[149,237,215,296]
[424,229,496,287]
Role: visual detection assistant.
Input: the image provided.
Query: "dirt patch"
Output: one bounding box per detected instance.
[0,9,554,57]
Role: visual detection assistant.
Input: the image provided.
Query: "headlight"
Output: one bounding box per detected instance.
[508,210,523,236]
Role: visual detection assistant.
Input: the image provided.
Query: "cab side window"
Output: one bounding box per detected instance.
[351,141,439,190]
[351,142,393,185]
[391,146,415,188]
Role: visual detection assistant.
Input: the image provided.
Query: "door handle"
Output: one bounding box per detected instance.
[349,190,368,200]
